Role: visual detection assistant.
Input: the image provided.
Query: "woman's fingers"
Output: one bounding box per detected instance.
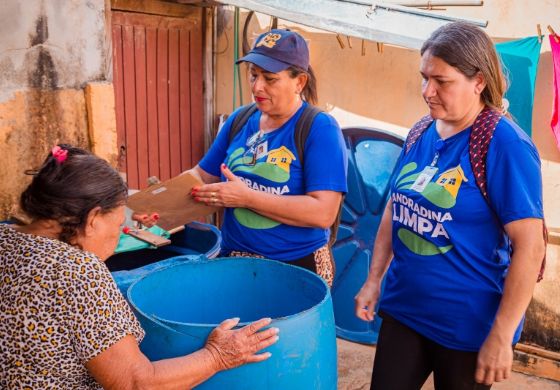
[357,308,374,322]
[355,304,374,321]
[244,326,279,363]
[354,285,379,322]
[475,364,510,386]
[220,163,238,181]
[247,331,279,356]
[474,365,486,384]
[217,317,241,331]
[205,317,278,371]
[191,185,222,205]
[245,351,273,363]
[494,369,507,382]
[247,327,279,351]
[475,336,513,386]
[131,212,159,228]
[240,317,272,336]
[190,166,250,208]
[483,368,496,386]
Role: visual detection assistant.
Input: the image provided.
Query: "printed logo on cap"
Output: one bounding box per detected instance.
[256,33,282,49]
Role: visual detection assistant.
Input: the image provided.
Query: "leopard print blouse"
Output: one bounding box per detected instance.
[0,224,145,389]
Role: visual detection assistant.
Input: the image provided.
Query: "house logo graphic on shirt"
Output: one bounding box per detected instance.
[435,166,468,198]
[266,146,296,173]
[391,162,468,256]
[226,144,296,230]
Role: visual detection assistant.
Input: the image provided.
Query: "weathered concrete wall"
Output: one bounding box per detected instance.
[85,82,118,167]
[0,0,110,218]
[215,1,560,352]
[0,89,89,217]
[0,0,109,100]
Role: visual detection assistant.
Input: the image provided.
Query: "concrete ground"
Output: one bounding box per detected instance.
[337,339,560,390]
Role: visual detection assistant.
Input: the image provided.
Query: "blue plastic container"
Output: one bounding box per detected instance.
[128,257,337,389]
[109,221,221,295]
[331,127,403,344]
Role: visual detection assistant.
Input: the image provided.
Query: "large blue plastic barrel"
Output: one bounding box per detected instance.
[109,221,221,295]
[331,127,403,344]
[128,257,337,389]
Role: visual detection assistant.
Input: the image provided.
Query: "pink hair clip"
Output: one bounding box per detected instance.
[51,145,68,164]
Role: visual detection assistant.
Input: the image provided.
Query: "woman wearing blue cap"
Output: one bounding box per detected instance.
[188,29,348,287]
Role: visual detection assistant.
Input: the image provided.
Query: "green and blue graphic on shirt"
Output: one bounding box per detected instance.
[199,102,347,261]
[379,118,543,352]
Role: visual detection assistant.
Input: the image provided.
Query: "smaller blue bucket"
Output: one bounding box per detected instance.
[128,257,337,389]
[109,222,221,295]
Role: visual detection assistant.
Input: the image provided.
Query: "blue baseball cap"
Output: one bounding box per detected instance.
[236,29,309,73]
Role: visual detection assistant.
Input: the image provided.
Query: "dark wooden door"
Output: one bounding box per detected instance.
[112,10,204,189]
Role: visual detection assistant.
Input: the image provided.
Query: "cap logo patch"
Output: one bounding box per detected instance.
[256,33,282,48]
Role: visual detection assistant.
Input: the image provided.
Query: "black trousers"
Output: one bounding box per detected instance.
[370,312,492,390]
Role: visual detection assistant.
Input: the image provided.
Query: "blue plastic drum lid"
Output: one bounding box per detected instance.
[331,127,404,344]
[128,257,337,390]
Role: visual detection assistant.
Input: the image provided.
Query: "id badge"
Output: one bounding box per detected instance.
[255,141,268,159]
[246,131,260,146]
[410,166,438,193]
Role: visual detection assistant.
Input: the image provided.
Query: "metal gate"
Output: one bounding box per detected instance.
[112,10,204,189]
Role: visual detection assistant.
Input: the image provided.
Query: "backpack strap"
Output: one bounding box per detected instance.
[292,105,342,250]
[228,103,259,144]
[469,106,547,282]
[404,114,434,154]
[468,107,502,200]
[294,105,323,165]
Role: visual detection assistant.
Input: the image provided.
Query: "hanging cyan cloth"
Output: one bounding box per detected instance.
[495,36,542,136]
[550,35,560,150]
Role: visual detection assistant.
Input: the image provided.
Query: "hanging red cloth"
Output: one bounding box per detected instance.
[550,35,560,150]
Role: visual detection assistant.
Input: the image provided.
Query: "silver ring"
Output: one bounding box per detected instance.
[211,192,217,198]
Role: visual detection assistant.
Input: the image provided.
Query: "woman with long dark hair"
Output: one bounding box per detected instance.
[355,22,546,389]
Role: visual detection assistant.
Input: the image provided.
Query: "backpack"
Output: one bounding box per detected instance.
[404,106,547,282]
[227,103,343,248]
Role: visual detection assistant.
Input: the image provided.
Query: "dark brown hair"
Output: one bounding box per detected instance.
[20,144,127,244]
[288,65,318,105]
[420,21,507,111]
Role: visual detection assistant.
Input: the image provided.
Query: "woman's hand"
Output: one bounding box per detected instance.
[354,279,382,322]
[191,164,252,208]
[473,218,545,386]
[204,317,279,371]
[475,332,513,385]
[131,212,159,228]
[87,318,278,389]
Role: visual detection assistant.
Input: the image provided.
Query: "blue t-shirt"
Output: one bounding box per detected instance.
[379,117,543,351]
[199,102,348,261]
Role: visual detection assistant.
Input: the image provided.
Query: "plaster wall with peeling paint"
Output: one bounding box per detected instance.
[0,0,110,218]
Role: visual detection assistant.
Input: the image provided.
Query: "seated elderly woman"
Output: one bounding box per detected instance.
[0,145,278,389]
